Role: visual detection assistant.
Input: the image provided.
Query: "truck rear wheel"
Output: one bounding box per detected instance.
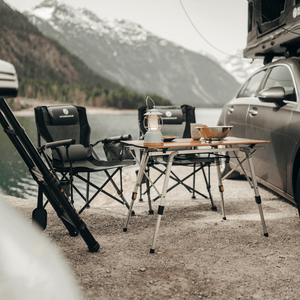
[294,168,300,217]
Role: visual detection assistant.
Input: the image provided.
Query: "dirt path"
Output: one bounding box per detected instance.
[4,166,300,300]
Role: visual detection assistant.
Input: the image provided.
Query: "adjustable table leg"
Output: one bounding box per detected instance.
[123,150,149,232]
[216,158,226,220]
[150,151,177,253]
[241,147,268,237]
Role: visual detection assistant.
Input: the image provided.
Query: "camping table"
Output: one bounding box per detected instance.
[122,137,271,253]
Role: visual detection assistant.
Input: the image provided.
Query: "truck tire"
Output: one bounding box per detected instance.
[294,168,300,217]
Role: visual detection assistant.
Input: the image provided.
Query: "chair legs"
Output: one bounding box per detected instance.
[145,173,154,215]
[138,163,216,211]
[85,172,91,208]
[47,167,132,215]
[192,164,196,199]
[200,164,217,211]
[137,168,154,214]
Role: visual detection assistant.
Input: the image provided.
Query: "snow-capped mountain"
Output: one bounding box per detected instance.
[25,0,240,107]
[220,50,264,84]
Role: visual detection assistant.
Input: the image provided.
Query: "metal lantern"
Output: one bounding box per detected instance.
[143,108,163,146]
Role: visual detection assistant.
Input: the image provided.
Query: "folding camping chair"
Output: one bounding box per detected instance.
[0,59,99,252]
[34,104,135,214]
[138,104,227,213]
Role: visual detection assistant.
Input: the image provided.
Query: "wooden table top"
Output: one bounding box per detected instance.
[122,137,271,150]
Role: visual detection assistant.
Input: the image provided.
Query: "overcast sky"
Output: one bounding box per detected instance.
[5,0,249,61]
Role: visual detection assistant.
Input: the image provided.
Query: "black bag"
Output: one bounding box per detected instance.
[103,135,134,161]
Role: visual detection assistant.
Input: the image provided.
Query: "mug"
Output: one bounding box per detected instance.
[190,123,202,140]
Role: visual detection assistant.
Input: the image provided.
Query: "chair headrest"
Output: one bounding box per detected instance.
[47,105,79,126]
[153,106,183,124]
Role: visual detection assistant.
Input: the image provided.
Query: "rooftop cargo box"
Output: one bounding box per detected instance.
[244,0,300,63]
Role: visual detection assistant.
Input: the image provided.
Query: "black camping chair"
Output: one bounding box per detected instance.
[34,104,135,214]
[138,104,228,213]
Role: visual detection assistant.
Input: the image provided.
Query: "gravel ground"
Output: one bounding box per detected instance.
[4,165,300,300]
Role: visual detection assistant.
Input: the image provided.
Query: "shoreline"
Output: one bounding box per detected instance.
[11,97,137,116]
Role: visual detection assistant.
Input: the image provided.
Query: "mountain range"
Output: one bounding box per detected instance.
[0,0,174,109]
[220,50,264,84]
[24,0,240,107]
[0,0,120,89]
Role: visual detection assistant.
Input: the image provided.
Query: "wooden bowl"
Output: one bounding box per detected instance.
[196,125,233,141]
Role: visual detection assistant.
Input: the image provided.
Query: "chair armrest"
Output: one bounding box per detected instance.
[45,139,76,149]
[91,134,132,147]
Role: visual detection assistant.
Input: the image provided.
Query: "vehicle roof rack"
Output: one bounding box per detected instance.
[244,0,300,61]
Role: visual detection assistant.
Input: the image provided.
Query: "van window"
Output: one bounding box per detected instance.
[248,1,254,32]
[261,0,285,23]
[263,65,296,101]
[237,70,267,98]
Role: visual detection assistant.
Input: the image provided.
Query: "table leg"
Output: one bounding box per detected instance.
[241,147,268,237]
[150,151,178,253]
[123,150,149,232]
[216,158,226,220]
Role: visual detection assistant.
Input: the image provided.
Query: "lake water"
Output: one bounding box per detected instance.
[0,108,222,204]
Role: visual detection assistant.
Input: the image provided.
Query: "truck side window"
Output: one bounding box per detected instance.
[237,70,267,98]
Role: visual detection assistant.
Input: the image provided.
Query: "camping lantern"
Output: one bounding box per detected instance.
[143,108,163,146]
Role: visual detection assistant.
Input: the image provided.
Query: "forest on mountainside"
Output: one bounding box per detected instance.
[17,77,171,109]
[0,0,172,109]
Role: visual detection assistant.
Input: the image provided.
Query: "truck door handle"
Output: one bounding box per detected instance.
[249,108,258,116]
[228,106,234,113]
